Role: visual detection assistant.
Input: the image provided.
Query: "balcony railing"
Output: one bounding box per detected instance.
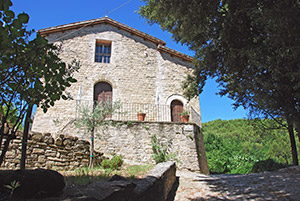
[75,100,201,127]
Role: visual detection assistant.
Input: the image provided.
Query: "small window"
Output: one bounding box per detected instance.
[95,40,111,63]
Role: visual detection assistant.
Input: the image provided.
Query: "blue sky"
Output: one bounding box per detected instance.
[11,0,247,123]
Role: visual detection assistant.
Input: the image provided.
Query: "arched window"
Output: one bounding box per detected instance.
[94,82,112,103]
[170,100,183,122]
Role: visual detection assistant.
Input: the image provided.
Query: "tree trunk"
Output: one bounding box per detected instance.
[287,120,298,166]
[295,123,300,145]
[0,133,16,166]
[20,105,33,170]
[89,128,94,169]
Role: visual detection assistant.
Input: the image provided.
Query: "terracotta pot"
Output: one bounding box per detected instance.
[180,115,189,123]
[137,113,146,121]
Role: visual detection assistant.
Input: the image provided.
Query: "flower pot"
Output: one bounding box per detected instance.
[180,115,189,123]
[137,113,146,121]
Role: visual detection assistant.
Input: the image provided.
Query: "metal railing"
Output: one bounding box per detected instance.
[75,100,201,126]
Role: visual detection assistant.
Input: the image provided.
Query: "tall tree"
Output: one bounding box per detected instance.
[0,0,79,168]
[140,0,300,165]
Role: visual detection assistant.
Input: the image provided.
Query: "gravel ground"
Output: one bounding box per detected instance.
[175,167,300,201]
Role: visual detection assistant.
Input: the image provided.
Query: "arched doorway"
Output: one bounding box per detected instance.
[171,100,183,122]
[94,82,112,103]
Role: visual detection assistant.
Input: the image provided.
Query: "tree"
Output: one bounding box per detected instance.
[0,0,80,168]
[75,101,121,168]
[140,0,300,165]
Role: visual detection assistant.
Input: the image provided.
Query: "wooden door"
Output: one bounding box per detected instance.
[94,82,112,104]
[171,100,183,122]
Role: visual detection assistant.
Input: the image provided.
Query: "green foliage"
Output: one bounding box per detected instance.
[75,101,121,133]
[0,104,18,125]
[101,155,124,170]
[4,180,20,198]
[180,110,189,116]
[151,134,178,164]
[126,164,153,177]
[75,101,121,168]
[203,119,294,174]
[140,1,300,163]
[0,0,80,167]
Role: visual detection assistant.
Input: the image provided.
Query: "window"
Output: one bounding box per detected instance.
[95,40,111,63]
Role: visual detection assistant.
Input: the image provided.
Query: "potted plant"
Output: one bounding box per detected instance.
[137,111,146,121]
[180,110,190,123]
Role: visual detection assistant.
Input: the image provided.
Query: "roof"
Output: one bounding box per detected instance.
[38,17,193,62]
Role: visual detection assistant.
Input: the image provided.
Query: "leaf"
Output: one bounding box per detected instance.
[50,101,54,106]
[67,77,77,83]
[62,95,68,100]
[0,0,12,11]
[12,19,22,29]
[5,10,15,19]
[18,13,29,23]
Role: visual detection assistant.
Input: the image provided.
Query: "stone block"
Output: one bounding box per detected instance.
[31,132,44,142]
[45,151,56,157]
[44,136,54,144]
[38,155,47,163]
[55,138,63,146]
[32,148,45,154]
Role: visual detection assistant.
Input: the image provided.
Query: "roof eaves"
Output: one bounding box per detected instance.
[158,45,193,63]
[38,17,166,45]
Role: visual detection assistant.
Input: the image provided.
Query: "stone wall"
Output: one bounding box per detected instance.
[2,131,103,170]
[134,161,177,201]
[2,121,209,174]
[31,20,201,134]
[60,120,209,173]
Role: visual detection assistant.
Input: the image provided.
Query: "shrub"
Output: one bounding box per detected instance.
[101,155,124,170]
[151,134,178,164]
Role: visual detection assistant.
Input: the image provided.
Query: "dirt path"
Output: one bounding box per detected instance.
[175,167,300,201]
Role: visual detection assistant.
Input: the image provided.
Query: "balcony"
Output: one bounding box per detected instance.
[75,101,201,127]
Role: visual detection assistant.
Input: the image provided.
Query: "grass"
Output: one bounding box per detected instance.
[61,164,153,186]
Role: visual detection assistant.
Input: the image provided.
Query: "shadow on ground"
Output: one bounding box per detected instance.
[188,172,300,201]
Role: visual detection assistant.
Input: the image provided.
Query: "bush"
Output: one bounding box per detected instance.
[151,134,178,164]
[203,119,294,174]
[101,155,124,170]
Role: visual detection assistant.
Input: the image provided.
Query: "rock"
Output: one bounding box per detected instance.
[55,138,63,146]
[0,169,65,199]
[32,148,45,154]
[44,136,54,144]
[31,132,44,142]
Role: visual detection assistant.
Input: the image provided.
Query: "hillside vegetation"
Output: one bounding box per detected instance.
[203,119,298,174]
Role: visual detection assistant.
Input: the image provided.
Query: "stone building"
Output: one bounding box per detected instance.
[32,17,201,133]
[30,17,208,173]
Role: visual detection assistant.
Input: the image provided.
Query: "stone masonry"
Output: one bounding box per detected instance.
[2,131,103,170]
[2,121,209,174]
[60,120,209,173]
[31,17,201,134]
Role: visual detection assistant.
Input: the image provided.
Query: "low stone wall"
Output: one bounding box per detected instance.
[66,161,177,201]
[134,161,177,201]
[2,132,103,170]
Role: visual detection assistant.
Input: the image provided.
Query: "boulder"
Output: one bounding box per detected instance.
[0,169,65,199]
